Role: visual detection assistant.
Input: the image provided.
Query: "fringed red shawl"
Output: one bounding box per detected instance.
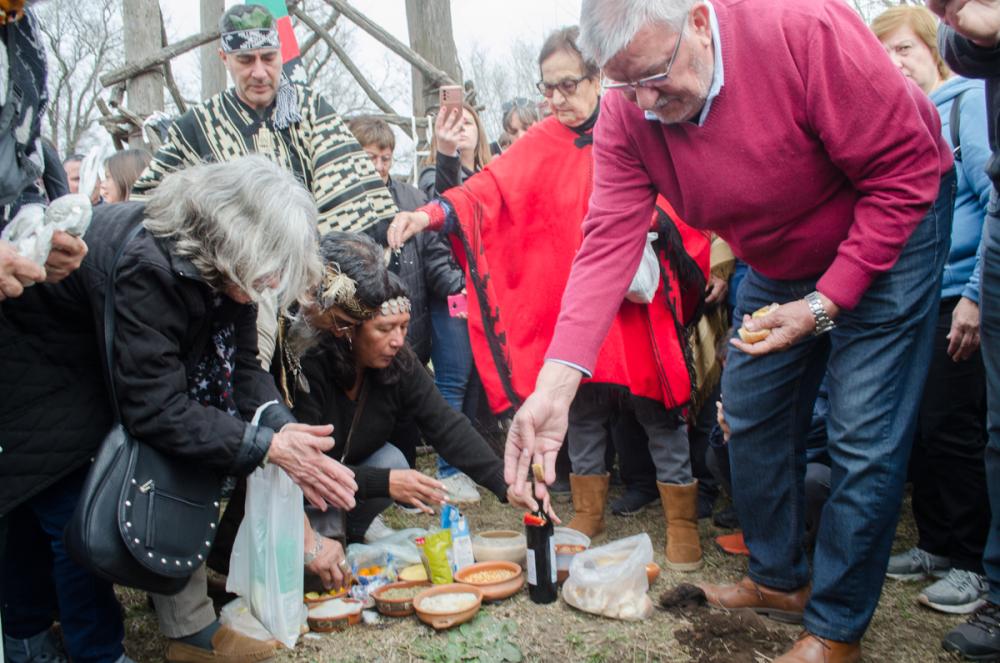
[439,115,710,414]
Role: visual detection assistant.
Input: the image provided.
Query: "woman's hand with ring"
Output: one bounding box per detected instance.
[387,211,431,249]
[305,531,348,590]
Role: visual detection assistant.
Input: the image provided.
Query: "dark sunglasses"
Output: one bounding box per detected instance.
[535,76,589,98]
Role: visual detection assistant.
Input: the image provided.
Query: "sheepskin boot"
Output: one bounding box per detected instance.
[659,480,704,571]
[566,473,609,538]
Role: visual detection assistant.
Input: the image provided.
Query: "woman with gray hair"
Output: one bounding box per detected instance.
[0,155,357,663]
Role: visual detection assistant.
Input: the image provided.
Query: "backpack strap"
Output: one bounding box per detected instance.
[951,89,968,162]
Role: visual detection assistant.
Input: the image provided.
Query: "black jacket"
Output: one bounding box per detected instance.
[940,27,1000,192]
[292,344,506,501]
[0,202,292,515]
[383,177,463,363]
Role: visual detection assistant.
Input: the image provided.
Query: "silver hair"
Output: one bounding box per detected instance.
[142,155,322,310]
[579,0,698,67]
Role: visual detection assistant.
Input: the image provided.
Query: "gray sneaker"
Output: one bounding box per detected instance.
[919,569,988,615]
[886,546,951,581]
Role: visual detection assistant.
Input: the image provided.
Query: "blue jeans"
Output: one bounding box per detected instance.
[430,297,477,478]
[2,468,125,663]
[722,171,953,642]
[979,212,1000,604]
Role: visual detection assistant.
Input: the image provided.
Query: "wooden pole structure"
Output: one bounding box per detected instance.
[404,0,462,119]
[122,0,164,147]
[200,0,228,99]
[102,28,220,89]
[321,0,455,89]
[290,6,397,117]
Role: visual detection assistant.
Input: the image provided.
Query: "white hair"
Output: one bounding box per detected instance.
[143,155,322,310]
[579,0,698,67]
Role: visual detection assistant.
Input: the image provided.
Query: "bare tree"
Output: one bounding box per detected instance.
[293,0,409,117]
[462,37,542,139]
[34,0,123,155]
[851,0,922,22]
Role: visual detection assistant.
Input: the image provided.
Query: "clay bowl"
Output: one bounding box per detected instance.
[413,583,483,630]
[471,530,527,567]
[306,597,363,633]
[303,587,349,606]
[646,562,661,586]
[453,561,525,602]
[372,580,432,617]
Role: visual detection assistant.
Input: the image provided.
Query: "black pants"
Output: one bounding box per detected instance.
[911,296,990,572]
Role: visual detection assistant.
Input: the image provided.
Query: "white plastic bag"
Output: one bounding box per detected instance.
[561,533,654,621]
[0,194,93,266]
[345,527,428,567]
[219,597,279,646]
[625,233,660,304]
[226,464,306,649]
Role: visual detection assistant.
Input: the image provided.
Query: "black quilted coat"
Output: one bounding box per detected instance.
[0,202,291,516]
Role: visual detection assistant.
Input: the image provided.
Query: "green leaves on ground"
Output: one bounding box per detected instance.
[411,614,522,663]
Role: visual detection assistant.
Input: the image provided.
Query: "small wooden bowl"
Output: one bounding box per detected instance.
[453,561,525,602]
[646,562,661,586]
[306,598,363,632]
[413,584,483,630]
[372,580,432,617]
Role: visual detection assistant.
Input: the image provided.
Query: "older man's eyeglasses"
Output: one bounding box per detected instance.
[536,76,589,98]
[603,22,686,97]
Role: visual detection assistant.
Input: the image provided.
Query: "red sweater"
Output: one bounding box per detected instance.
[547,0,952,373]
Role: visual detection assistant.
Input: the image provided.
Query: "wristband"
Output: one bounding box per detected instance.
[304,530,324,565]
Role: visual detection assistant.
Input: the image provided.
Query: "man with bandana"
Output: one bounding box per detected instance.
[132,4,396,238]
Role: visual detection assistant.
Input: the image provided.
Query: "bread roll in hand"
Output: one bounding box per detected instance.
[737,303,779,344]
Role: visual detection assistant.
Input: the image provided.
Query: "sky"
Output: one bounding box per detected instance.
[163,0,581,83]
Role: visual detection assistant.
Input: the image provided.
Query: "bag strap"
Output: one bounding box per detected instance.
[951,89,968,163]
[103,223,146,423]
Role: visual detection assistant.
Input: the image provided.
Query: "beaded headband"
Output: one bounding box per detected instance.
[318,265,411,321]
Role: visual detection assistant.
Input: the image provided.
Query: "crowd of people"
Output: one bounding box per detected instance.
[1,0,1000,662]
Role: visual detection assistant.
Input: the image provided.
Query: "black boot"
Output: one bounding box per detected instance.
[610,485,659,516]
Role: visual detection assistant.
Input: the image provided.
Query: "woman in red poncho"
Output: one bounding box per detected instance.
[389,27,711,571]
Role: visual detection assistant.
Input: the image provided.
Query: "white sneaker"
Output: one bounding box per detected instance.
[440,472,481,504]
[919,568,988,615]
[886,547,951,581]
[363,514,395,543]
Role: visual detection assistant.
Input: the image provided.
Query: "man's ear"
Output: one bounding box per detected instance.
[691,3,712,40]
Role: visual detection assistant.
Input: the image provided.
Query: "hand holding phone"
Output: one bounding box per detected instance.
[439,85,463,117]
[447,292,468,318]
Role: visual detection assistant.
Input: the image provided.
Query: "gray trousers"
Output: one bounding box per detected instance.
[151,565,216,639]
[568,385,692,485]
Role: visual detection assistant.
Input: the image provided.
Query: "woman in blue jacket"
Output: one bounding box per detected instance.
[874,5,992,616]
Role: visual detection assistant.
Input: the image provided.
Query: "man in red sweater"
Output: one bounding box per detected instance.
[503,0,954,661]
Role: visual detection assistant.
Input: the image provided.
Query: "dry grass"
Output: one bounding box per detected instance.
[117,460,969,663]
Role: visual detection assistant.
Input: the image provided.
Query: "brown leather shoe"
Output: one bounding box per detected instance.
[166,625,276,663]
[697,576,809,624]
[775,631,861,662]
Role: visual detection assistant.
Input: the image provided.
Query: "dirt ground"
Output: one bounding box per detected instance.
[117,455,970,663]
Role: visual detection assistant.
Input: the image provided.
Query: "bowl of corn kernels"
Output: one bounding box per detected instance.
[453,561,524,602]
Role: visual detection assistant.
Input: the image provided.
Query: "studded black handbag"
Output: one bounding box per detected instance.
[64,223,222,595]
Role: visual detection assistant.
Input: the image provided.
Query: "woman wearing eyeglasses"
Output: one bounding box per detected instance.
[387,27,711,570]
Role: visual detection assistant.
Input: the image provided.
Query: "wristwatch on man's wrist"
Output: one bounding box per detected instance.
[805,291,836,336]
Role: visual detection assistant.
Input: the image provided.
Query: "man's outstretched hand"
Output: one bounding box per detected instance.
[504,361,582,507]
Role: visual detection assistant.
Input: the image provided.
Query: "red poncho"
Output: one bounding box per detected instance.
[436,115,710,414]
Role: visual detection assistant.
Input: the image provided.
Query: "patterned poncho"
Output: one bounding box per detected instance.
[132,84,396,234]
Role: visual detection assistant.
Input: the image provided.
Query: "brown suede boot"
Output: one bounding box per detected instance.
[166,625,276,663]
[565,473,609,538]
[658,480,704,571]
